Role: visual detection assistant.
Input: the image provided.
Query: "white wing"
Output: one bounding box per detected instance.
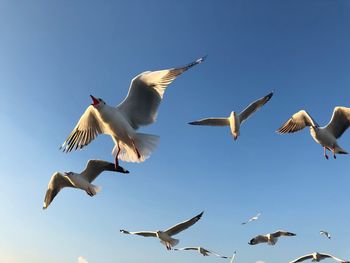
[174,247,198,251]
[207,249,230,259]
[277,110,318,133]
[164,211,204,236]
[230,251,237,263]
[325,106,350,139]
[188,118,230,126]
[43,172,75,209]
[320,253,349,263]
[60,106,105,152]
[117,56,206,129]
[290,254,314,263]
[239,92,273,124]
[119,229,157,237]
[80,160,129,182]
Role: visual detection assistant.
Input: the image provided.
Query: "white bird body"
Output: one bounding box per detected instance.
[61,57,206,167]
[120,211,203,250]
[249,230,296,246]
[277,107,350,159]
[189,92,273,140]
[290,252,349,263]
[43,160,129,209]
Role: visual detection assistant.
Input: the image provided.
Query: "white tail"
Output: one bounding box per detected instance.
[160,238,179,248]
[112,133,159,163]
[88,184,102,196]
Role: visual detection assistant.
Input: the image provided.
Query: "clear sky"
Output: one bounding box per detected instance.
[1,0,350,262]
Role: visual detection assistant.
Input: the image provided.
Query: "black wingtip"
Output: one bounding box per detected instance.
[188,121,195,125]
[197,211,204,218]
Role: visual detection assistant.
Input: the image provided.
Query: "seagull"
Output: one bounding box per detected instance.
[320,230,331,239]
[248,230,296,246]
[174,247,230,259]
[120,211,204,250]
[241,212,261,225]
[276,107,350,159]
[290,252,349,263]
[60,56,206,168]
[188,91,273,140]
[43,160,129,209]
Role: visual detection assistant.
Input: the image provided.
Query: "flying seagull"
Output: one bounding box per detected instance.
[248,230,296,246]
[174,247,230,259]
[188,91,273,140]
[290,252,349,263]
[320,231,331,239]
[43,160,128,209]
[120,211,204,250]
[60,56,206,168]
[242,213,261,225]
[276,107,350,159]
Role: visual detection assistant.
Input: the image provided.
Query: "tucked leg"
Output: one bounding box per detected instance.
[132,139,141,159]
[332,148,336,159]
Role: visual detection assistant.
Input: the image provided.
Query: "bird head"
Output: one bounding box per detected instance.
[90,95,106,108]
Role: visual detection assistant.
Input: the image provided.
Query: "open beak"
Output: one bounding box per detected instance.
[90,95,99,106]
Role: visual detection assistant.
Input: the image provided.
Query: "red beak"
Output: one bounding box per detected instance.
[90,95,99,106]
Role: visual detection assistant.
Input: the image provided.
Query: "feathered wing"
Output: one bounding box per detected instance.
[320,253,349,263]
[239,91,273,124]
[249,235,268,244]
[207,249,229,259]
[174,247,198,251]
[230,251,237,263]
[188,117,229,126]
[60,106,105,152]
[325,106,350,139]
[277,110,318,133]
[119,230,157,237]
[80,160,128,182]
[290,254,314,263]
[272,230,296,237]
[43,172,75,209]
[164,211,204,236]
[117,56,206,129]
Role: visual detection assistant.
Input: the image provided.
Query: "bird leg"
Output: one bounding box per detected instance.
[132,139,141,160]
[324,147,329,160]
[332,148,336,159]
[114,140,122,170]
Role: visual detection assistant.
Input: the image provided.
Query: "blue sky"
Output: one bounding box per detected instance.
[1,0,350,262]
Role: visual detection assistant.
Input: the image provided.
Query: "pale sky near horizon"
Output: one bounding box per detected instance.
[1,0,350,262]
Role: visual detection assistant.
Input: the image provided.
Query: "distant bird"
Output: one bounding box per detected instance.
[290,252,349,263]
[174,247,230,259]
[60,57,206,168]
[248,230,296,246]
[320,231,331,239]
[188,91,273,140]
[120,211,204,250]
[230,251,237,263]
[43,160,128,209]
[241,213,261,225]
[276,107,350,159]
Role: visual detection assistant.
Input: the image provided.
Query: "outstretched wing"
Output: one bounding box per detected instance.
[164,211,204,236]
[174,247,198,251]
[325,106,350,139]
[320,253,349,263]
[249,235,268,245]
[239,91,273,124]
[188,118,229,126]
[289,254,314,263]
[120,229,157,237]
[80,160,129,182]
[276,110,318,133]
[117,56,206,129]
[207,249,229,259]
[43,172,74,209]
[272,230,296,238]
[60,106,105,152]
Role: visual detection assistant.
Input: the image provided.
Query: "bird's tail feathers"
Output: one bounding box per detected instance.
[113,133,159,163]
[334,146,348,154]
[88,184,101,196]
[160,238,179,248]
